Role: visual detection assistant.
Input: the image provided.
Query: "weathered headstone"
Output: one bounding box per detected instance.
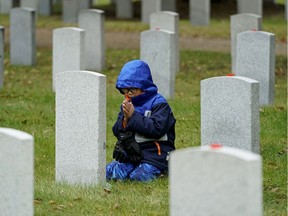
[56,70,106,185]
[150,11,180,71]
[0,26,3,88]
[189,0,210,26]
[0,0,14,13]
[237,0,262,16]
[140,29,176,99]
[236,30,275,106]
[0,128,34,216]
[201,76,260,153]
[79,9,105,72]
[169,145,263,216]
[10,7,36,66]
[116,0,132,18]
[38,0,52,16]
[141,0,161,23]
[52,27,85,90]
[230,13,262,73]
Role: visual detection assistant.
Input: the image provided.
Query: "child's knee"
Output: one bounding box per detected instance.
[129,163,162,182]
[106,161,134,180]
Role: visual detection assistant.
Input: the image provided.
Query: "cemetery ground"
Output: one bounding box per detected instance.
[0,3,287,216]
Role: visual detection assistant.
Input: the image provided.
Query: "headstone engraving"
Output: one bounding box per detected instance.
[170,145,263,216]
[236,30,275,106]
[0,128,34,216]
[201,76,260,153]
[56,71,106,185]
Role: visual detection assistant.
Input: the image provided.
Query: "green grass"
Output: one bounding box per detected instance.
[0,47,286,215]
[0,7,287,216]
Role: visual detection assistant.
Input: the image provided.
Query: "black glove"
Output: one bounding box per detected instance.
[113,140,128,163]
[118,131,143,163]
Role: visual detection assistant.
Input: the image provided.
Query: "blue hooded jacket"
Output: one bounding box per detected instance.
[113,60,176,172]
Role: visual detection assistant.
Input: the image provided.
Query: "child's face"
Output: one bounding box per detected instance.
[122,88,143,98]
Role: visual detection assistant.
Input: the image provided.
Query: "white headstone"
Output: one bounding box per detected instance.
[116,0,133,18]
[150,11,180,72]
[52,27,85,90]
[141,0,161,23]
[237,0,262,16]
[38,0,52,16]
[189,0,210,26]
[170,145,263,216]
[161,0,176,12]
[0,0,14,13]
[140,29,176,99]
[20,0,38,10]
[201,76,260,153]
[56,70,106,185]
[236,30,275,106]
[0,128,34,216]
[10,7,36,66]
[62,0,79,23]
[230,13,262,73]
[79,9,105,72]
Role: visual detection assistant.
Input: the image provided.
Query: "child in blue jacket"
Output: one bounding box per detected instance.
[106,59,176,182]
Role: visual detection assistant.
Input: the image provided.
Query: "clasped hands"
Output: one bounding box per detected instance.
[122,98,134,124]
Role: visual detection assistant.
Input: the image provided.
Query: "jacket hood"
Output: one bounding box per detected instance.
[116,60,158,94]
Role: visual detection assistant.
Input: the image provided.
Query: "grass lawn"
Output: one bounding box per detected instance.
[0,3,287,216]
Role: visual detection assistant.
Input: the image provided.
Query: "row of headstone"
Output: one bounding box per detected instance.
[189,0,263,26]
[230,13,262,73]
[0,0,54,15]
[230,13,275,106]
[0,128,34,216]
[236,30,275,106]
[52,9,105,90]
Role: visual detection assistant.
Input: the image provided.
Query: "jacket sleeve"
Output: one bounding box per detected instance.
[112,107,126,138]
[125,103,174,139]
